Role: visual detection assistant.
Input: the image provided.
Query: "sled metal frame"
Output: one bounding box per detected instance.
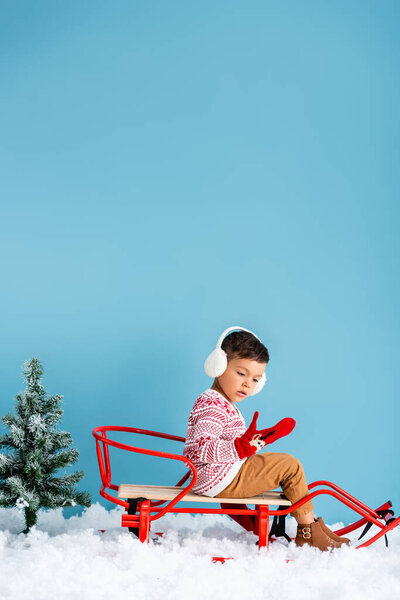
[92,425,400,551]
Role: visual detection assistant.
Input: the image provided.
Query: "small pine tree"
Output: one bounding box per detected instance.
[0,358,91,532]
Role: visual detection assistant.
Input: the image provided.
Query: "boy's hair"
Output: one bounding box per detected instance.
[221,330,269,364]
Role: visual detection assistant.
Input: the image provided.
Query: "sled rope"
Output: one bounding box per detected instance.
[268,504,292,543]
[357,505,395,547]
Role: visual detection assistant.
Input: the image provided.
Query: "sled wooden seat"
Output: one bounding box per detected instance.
[118,484,292,505]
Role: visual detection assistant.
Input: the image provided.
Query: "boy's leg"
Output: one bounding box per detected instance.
[215,452,314,521]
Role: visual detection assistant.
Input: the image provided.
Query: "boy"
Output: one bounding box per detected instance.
[183,327,349,551]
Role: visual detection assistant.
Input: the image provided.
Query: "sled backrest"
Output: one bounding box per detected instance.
[92,425,197,515]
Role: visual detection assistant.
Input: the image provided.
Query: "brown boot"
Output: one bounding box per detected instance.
[295,519,348,551]
[315,517,350,545]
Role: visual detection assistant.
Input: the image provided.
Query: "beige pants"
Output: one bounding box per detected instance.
[215,452,314,520]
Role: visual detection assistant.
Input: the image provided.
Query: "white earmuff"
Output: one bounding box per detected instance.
[204,326,267,395]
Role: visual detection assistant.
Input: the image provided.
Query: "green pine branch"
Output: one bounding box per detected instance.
[46,448,79,471]
[45,471,84,490]
[0,434,15,449]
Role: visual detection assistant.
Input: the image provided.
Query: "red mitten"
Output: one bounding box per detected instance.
[234,412,266,459]
[259,418,296,445]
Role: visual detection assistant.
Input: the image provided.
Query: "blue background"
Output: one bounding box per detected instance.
[1,0,399,524]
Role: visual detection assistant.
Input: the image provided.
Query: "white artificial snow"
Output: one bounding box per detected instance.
[62,499,77,507]
[15,497,29,509]
[0,503,399,600]
[27,414,46,435]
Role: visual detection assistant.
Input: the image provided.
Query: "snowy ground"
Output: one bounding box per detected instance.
[0,503,399,600]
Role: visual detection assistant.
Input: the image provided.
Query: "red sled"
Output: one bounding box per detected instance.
[92,425,400,554]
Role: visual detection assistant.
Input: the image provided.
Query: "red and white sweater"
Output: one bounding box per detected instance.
[183,388,247,496]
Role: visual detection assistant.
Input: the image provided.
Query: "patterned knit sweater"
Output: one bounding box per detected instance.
[183,388,247,496]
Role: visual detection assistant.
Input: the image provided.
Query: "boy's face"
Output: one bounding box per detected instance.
[213,357,267,404]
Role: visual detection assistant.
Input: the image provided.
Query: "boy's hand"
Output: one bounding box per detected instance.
[234,413,296,459]
[234,411,265,459]
[248,433,266,452]
[259,418,296,446]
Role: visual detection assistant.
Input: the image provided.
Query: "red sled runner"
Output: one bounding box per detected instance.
[92,425,400,555]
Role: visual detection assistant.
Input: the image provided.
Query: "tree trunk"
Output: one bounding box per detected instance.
[23,506,38,532]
